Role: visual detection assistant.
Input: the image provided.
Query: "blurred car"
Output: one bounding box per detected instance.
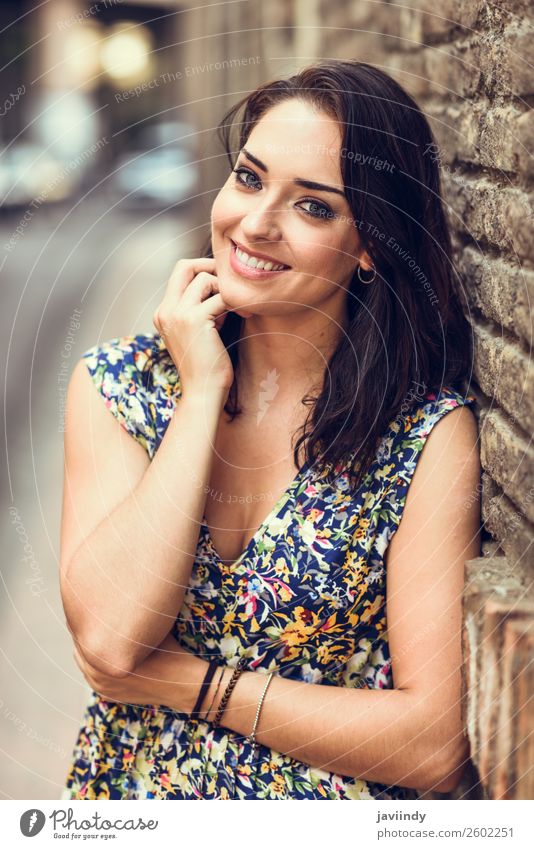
[0,88,106,211]
[0,140,73,210]
[110,120,199,210]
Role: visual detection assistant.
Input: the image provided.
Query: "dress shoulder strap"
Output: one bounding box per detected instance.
[82,332,168,458]
[379,386,477,536]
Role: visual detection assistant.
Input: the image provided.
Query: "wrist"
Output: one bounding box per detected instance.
[203,665,262,737]
[200,664,231,720]
[200,666,227,721]
[177,652,209,715]
[181,382,228,411]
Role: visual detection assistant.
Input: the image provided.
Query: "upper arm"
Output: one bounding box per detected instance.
[384,405,480,763]
[59,358,150,585]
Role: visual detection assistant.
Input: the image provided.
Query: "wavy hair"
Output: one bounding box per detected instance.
[201,59,473,492]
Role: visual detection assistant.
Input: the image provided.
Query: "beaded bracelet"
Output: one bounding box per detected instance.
[190,660,218,720]
[211,656,248,728]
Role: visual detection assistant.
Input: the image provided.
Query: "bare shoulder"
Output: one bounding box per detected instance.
[66,358,126,444]
[64,355,150,486]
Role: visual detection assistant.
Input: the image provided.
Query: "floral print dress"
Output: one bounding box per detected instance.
[62,333,475,801]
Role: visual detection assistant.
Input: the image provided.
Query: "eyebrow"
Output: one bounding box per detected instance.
[240,147,347,199]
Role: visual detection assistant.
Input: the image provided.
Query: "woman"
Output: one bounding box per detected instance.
[60,60,480,800]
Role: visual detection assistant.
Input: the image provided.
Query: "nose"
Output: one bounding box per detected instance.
[240,195,284,244]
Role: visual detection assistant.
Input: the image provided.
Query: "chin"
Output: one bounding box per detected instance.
[218,285,255,316]
[233,308,254,319]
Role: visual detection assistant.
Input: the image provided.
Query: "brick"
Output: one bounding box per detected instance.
[481,540,504,558]
[510,620,534,799]
[318,2,372,35]
[463,557,523,760]
[426,102,465,164]
[343,0,380,29]
[477,106,525,171]
[494,617,534,799]
[477,599,534,794]
[479,408,534,522]
[419,0,484,39]
[471,321,534,433]
[479,15,534,99]
[424,41,483,99]
[438,103,521,169]
[426,101,483,164]
[384,51,433,99]
[456,105,488,163]
[516,110,534,179]
[444,173,534,259]
[325,2,424,53]
[458,247,534,347]
[496,0,534,17]
[319,0,367,26]
[481,473,534,572]
[331,30,389,63]
[394,6,424,52]
[476,600,506,787]
[423,19,534,100]
[495,22,534,98]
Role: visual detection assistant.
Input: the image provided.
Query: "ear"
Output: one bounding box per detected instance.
[357,249,374,273]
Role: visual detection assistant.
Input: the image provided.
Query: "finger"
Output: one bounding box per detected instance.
[197,291,231,320]
[179,272,219,308]
[154,274,219,337]
[214,312,228,331]
[165,257,217,301]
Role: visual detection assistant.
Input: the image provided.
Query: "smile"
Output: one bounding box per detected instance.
[229,239,291,278]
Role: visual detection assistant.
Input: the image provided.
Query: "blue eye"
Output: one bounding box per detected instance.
[232,166,335,221]
[232,167,261,190]
[299,200,335,220]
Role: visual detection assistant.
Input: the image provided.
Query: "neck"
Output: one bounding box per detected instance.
[235,305,349,407]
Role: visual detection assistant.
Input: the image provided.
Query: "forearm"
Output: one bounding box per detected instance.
[198,666,466,792]
[79,636,465,792]
[63,389,226,675]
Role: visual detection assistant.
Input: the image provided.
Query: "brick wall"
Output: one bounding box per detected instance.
[303,0,534,800]
[183,0,533,800]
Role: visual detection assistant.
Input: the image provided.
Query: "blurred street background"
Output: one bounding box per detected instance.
[0,0,293,799]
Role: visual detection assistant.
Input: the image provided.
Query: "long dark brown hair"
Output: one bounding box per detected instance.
[202,59,473,493]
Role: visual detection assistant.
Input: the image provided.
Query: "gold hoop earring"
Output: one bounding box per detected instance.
[357,263,377,284]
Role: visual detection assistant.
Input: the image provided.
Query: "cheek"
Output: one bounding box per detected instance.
[295,237,345,275]
[211,186,242,234]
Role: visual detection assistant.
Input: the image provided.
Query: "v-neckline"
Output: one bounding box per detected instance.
[202,456,312,568]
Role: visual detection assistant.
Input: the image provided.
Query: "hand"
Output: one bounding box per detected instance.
[153,257,235,394]
[72,633,208,714]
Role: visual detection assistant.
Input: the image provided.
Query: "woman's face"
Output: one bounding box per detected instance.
[210,98,370,320]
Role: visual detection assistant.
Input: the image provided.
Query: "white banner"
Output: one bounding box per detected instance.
[1,799,531,848]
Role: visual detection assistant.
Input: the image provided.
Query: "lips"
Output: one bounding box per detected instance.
[230,239,291,270]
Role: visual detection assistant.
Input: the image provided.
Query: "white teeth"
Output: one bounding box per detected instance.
[235,245,286,271]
